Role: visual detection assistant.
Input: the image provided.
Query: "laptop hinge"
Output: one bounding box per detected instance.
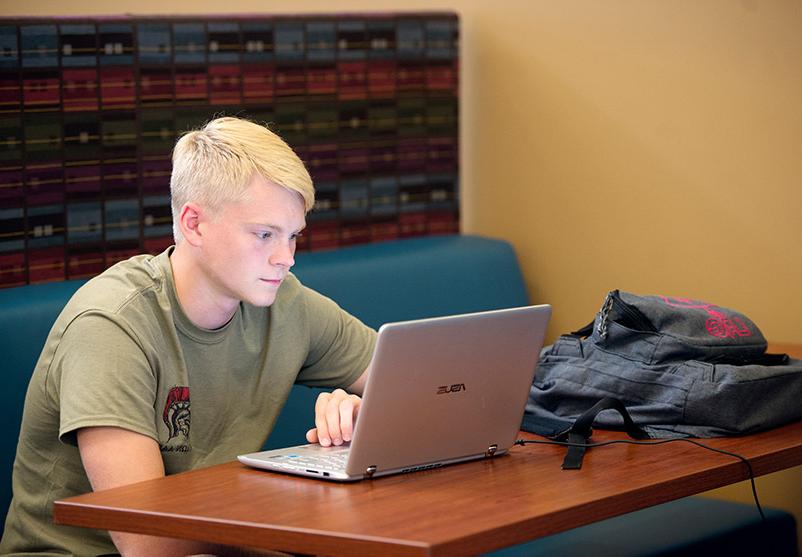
[486,444,498,457]
[364,465,377,479]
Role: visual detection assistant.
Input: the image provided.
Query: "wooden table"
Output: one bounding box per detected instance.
[53,343,802,556]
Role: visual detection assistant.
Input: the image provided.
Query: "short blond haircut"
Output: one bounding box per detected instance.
[170,116,314,241]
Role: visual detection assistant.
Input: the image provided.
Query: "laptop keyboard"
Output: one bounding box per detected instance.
[272,448,350,472]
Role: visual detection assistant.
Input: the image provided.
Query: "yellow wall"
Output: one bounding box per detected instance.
[5,0,802,548]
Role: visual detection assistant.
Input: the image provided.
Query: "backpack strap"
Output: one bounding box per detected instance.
[555,397,650,470]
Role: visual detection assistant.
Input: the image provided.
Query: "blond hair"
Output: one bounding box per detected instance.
[170,116,314,241]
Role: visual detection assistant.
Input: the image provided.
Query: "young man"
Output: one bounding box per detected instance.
[0,117,377,556]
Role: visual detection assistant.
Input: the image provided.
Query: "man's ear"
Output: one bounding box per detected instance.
[178,203,204,246]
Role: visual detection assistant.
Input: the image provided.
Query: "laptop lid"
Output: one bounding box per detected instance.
[238,304,551,480]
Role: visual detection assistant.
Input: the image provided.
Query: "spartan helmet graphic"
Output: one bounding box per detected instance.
[162,386,191,443]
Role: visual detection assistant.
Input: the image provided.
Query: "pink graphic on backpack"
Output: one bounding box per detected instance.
[659,296,752,339]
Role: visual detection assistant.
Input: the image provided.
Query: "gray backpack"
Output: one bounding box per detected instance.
[523,290,802,439]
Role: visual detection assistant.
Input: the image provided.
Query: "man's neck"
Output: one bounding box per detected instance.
[169,244,239,330]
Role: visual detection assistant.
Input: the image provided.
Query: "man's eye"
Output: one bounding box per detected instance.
[256,232,272,240]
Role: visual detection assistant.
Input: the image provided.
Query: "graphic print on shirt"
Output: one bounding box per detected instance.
[161,385,191,452]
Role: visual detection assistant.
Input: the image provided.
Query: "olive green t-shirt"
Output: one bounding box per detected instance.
[0,248,376,556]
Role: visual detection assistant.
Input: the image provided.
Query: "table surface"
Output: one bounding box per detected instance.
[53,343,802,557]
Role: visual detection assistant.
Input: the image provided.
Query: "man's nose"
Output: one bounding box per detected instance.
[270,241,295,268]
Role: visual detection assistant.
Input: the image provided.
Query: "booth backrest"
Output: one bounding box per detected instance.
[0,234,529,527]
[1,278,87,529]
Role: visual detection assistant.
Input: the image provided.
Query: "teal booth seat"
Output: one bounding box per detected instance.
[1,278,90,531]
[0,235,797,555]
[484,497,797,557]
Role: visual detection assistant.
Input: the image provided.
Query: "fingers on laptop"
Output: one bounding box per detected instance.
[308,389,362,447]
[337,392,361,443]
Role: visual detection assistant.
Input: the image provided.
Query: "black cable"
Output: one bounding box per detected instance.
[514,437,766,521]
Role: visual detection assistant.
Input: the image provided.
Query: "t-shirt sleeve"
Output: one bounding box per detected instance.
[295,285,377,390]
[52,312,159,446]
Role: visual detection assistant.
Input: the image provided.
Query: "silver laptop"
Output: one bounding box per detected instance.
[238,304,551,481]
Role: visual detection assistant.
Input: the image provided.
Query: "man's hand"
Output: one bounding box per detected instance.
[305,388,362,447]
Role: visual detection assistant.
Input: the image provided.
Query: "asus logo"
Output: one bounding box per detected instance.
[437,383,466,395]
